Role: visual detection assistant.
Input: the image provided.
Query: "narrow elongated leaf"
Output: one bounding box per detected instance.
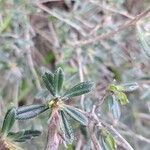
[42,72,55,96]
[23,130,41,137]
[1,108,16,136]
[16,104,48,120]
[108,95,121,120]
[8,130,41,142]
[54,67,64,96]
[8,131,24,140]
[63,81,94,98]
[60,110,74,144]
[63,105,88,126]
[102,137,110,150]
[101,129,117,150]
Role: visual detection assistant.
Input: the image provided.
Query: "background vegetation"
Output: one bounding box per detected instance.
[0,0,150,150]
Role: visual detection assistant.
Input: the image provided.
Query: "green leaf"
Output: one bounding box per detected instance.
[1,108,16,136]
[107,66,122,81]
[63,81,94,98]
[8,130,41,142]
[8,131,24,140]
[54,67,64,96]
[66,144,75,150]
[16,104,48,120]
[0,15,11,33]
[63,105,88,126]
[80,125,88,140]
[108,84,118,92]
[101,129,117,150]
[115,91,129,105]
[42,72,55,96]
[108,95,121,120]
[60,110,74,144]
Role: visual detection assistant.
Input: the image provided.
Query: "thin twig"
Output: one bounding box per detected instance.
[26,30,41,91]
[75,135,83,150]
[36,3,87,37]
[88,120,103,150]
[70,8,150,47]
[118,122,150,144]
[120,130,150,144]
[87,108,134,150]
[89,0,134,19]
[109,125,134,150]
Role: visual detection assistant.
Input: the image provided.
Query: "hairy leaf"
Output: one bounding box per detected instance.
[42,72,55,96]
[101,129,117,150]
[1,107,16,136]
[60,110,74,144]
[63,105,88,126]
[16,104,48,120]
[108,95,121,120]
[63,81,94,98]
[54,67,64,96]
[8,130,41,142]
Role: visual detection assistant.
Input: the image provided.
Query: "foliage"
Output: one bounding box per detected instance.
[0,0,149,149]
[0,108,41,150]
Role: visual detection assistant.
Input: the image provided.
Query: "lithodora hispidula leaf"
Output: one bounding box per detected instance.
[42,67,64,97]
[60,110,74,144]
[15,104,49,120]
[101,129,117,150]
[63,81,95,99]
[42,72,55,96]
[0,108,42,150]
[1,108,16,137]
[8,130,41,142]
[62,105,88,126]
[53,67,64,96]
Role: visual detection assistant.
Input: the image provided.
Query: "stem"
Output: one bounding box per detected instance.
[76,48,85,110]
[89,124,103,150]
[109,125,134,150]
[45,111,60,150]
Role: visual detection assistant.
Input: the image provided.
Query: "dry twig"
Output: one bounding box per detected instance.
[70,8,150,47]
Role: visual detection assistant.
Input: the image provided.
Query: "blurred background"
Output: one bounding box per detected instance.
[0,0,150,149]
